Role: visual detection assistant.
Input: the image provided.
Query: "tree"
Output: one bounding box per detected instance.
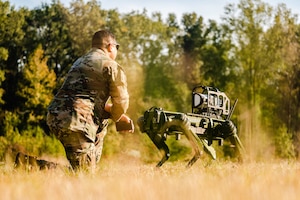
[0,13,8,104]
[23,0,74,77]
[107,10,147,119]
[16,44,56,125]
[200,20,235,89]
[261,4,300,157]
[180,13,205,88]
[66,0,105,57]
[0,44,59,157]
[119,10,188,112]
[180,13,235,91]
[223,0,300,159]
[222,0,273,157]
[0,1,29,111]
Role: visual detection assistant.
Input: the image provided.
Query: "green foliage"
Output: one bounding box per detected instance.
[0,136,9,160]
[0,110,65,159]
[223,0,299,159]
[24,1,74,76]
[16,45,56,123]
[102,125,123,157]
[41,134,65,156]
[1,111,21,141]
[166,137,192,162]
[66,0,105,57]
[0,47,8,61]
[17,125,64,156]
[0,111,20,160]
[0,1,29,114]
[274,125,296,159]
[180,13,205,88]
[0,70,5,105]
[0,1,27,46]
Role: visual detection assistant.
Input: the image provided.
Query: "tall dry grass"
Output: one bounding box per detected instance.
[1,158,299,200]
[1,105,297,200]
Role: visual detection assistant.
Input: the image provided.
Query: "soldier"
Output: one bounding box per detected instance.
[47,30,133,172]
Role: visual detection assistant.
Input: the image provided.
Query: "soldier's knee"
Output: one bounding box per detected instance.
[65,145,98,172]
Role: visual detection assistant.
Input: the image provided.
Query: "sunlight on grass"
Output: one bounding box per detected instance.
[1,159,300,200]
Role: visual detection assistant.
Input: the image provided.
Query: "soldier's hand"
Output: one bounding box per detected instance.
[104,103,112,112]
[116,114,134,133]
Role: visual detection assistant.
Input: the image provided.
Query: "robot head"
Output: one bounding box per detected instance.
[192,86,230,118]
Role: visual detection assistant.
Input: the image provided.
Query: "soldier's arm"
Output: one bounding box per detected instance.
[109,64,130,122]
[106,64,133,132]
[105,103,134,132]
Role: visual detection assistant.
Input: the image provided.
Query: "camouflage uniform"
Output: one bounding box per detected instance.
[47,48,129,172]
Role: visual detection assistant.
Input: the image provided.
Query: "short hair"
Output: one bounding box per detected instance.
[92,30,116,48]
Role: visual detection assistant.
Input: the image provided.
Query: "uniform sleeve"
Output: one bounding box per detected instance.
[109,63,129,122]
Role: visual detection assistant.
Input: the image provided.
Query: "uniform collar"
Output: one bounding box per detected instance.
[91,47,106,55]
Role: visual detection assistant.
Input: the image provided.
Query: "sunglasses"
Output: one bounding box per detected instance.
[110,43,119,50]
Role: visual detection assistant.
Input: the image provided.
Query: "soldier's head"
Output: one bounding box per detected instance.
[92,30,119,60]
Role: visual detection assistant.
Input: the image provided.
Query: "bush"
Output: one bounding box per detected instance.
[274,125,296,159]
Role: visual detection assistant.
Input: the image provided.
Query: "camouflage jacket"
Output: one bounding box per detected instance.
[48,48,129,132]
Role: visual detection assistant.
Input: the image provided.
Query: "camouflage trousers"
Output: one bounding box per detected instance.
[47,112,107,173]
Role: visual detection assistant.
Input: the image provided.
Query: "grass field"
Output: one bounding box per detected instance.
[0,157,299,200]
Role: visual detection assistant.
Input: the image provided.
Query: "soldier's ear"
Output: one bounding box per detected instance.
[107,44,113,52]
